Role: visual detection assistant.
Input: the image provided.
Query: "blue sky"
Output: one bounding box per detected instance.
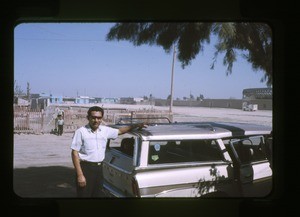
[14,22,269,99]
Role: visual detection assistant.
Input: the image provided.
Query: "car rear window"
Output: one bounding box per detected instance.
[107,134,136,157]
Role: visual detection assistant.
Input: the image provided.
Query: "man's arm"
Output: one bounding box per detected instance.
[71,149,86,187]
[118,123,147,135]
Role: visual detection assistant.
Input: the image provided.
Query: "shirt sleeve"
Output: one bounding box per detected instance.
[70,129,83,151]
[106,126,119,140]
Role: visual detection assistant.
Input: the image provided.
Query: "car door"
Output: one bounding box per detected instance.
[102,134,138,197]
[228,136,272,197]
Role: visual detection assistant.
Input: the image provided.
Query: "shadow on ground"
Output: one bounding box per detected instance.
[13,166,76,198]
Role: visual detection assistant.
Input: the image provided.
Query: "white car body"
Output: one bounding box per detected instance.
[102,122,272,198]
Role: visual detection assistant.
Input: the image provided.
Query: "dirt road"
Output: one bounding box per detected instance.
[13,132,76,198]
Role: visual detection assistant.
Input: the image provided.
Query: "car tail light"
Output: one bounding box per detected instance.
[131,177,140,197]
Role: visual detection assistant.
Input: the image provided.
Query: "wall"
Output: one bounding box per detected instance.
[155,98,272,110]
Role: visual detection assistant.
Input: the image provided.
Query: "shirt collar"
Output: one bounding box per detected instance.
[85,124,101,133]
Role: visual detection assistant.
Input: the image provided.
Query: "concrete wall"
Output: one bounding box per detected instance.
[155,98,272,110]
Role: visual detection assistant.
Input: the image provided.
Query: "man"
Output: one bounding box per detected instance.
[57,114,64,136]
[71,106,146,197]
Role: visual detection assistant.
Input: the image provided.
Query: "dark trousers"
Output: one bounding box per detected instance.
[57,125,63,135]
[76,162,104,198]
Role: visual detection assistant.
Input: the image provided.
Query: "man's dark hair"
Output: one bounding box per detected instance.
[87,106,104,117]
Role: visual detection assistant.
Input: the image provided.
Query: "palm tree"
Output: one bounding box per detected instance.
[106,22,272,86]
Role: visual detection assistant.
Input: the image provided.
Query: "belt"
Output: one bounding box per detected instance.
[80,160,102,166]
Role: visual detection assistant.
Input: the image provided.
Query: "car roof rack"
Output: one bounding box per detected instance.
[116,117,172,125]
[173,122,216,132]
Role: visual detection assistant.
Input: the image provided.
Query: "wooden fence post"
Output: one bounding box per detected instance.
[26,113,29,131]
[41,111,44,133]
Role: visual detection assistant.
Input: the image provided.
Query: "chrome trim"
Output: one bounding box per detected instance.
[141,133,232,141]
[253,176,272,184]
[155,187,196,197]
[139,182,216,197]
[135,161,230,171]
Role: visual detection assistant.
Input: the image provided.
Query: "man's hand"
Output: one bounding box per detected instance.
[77,174,86,188]
[135,122,148,130]
[118,122,148,135]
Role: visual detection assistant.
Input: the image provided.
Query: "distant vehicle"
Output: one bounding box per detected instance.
[242,102,258,111]
[102,121,272,198]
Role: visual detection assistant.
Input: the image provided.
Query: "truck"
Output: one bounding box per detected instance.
[102,121,272,198]
[242,102,258,111]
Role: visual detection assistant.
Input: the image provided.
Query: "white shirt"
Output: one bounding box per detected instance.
[71,124,118,162]
[57,119,64,125]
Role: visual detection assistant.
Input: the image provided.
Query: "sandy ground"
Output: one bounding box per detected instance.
[13,105,272,198]
[101,103,272,126]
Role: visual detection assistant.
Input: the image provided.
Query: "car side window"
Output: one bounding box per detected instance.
[247,136,268,162]
[225,136,269,164]
[148,139,224,164]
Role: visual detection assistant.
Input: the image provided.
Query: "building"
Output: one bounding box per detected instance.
[243,88,272,100]
[75,96,91,104]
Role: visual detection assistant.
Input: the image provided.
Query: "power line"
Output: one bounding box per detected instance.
[15,37,107,42]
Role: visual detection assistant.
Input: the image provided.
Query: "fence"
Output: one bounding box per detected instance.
[14,105,172,134]
[14,108,46,134]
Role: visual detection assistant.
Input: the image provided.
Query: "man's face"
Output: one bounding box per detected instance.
[88,111,103,131]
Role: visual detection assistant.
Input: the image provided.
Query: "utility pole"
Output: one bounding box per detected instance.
[26,82,31,101]
[169,44,176,113]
